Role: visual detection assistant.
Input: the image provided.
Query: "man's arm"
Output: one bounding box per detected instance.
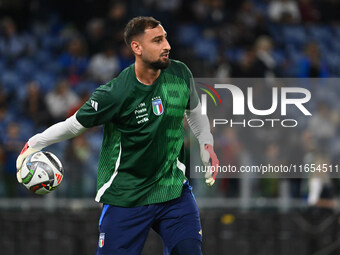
[16,113,87,182]
[185,102,219,186]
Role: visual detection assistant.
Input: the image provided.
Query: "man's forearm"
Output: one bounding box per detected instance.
[185,103,213,145]
[28,113,87,150]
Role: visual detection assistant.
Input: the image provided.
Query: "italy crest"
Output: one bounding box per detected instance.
[99,233,105,248]
[152,98,164,116]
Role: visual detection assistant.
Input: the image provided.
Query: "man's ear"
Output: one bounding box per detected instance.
[131,40,142,56]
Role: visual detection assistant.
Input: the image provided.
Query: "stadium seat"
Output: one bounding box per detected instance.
[307,25,333,45]
[34,50,53,66]
[19,119,35,140]
[42,60,63,74]
[332,26,340,40]
[33,71,57,92]
[226,48,245,63]
[330,39,340,55]
[324,51,340,76]
[73,81,98,94]
[15,58,38,81]
[253,1,268,15]
[41,33,63,52]
[268,24,283,45]
[272,49,286,65]
[1,69,24,92]
[194,38,218,63]
[176,24,202,46]
[282,25,307,47]
[285,44,303,76]
[0,58,5,77]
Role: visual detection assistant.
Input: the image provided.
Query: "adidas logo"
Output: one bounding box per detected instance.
[55,173,63,184]
[91,100,98,111]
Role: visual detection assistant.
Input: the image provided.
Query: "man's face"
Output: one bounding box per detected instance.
[136,25,171,70]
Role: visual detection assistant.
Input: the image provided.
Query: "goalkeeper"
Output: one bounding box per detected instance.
[16,16,219,255]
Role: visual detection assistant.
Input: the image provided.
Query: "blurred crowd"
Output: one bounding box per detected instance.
[1,0,340,203]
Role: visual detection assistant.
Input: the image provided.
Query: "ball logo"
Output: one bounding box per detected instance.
[33,153,42,160]
[55,173,63,184]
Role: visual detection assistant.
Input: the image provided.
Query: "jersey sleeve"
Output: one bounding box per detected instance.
[76,84,119,128]
[183,63,199,110]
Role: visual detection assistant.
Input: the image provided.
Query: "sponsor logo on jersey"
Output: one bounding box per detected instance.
[152,98,164,116]
[135,102,149,124]
[99,233,105,248]
[91,100,98,111]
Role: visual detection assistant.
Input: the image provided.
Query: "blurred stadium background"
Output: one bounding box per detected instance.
[1,0,340,254]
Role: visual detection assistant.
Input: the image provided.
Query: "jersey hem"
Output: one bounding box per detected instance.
[97,186,184,207]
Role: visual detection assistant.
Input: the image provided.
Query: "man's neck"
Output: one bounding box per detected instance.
[134,60,161,85]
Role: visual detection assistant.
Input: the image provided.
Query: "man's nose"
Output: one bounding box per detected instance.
[164,39,171,51]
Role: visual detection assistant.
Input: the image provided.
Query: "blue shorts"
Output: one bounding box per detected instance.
[95,183,202,255]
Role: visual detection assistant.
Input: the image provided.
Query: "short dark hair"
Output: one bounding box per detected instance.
[124,16,161,48]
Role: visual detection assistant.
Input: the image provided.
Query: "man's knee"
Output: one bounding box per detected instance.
[170,238,203,255]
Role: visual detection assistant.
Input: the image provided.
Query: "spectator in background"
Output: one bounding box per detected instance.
[3,122,24,197]
[254,36,277,78]
[23,81,53,129]
[231,48,266,77]
[308,102,338,153]
[88,41,120,84]
[253,14,271,39]
[236,1,258,29]
[85,18,107,55]
[316,0,340,24]
[46,79,80,122]
[298,42,329,78]
[191,0,226,26]
[307,153,335,209]
[0,85,8,105]
[298,0,320,23]
[59,37,89,85]
[260,143,282,197]
[118,44,134,71]
[67,90,91,118]
[268,0,301,24]
[0,84,14,115]
[0,106,13,144]
[215,55,231,78]
[228,21,257,48]
[105,1,128,44]
[146,0,181,31]
[217,128,242,196]
[64,134,90,197]
[0,17,27,62]
[0,145,4,195]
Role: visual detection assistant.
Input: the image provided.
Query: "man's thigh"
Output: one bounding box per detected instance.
[153,185,202,255]
[96,204,154,255]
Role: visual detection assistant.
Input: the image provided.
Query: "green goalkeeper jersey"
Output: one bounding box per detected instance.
[76,60,199,207]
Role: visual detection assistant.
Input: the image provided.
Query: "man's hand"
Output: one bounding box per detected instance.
[16,142,39,183]
[200,144,219,186]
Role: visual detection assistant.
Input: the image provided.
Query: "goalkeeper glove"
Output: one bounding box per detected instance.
[16,142,39,183]
[200,144,219,186]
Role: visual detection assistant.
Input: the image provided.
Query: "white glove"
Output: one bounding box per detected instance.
[200,144,219,186]
[16,142,39,183]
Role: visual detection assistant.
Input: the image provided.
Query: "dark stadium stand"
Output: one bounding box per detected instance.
[1,0,340,254]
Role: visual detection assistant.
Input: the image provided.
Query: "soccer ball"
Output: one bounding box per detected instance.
[20,151,64,195]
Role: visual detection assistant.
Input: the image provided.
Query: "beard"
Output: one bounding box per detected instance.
[145,57,170,70]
